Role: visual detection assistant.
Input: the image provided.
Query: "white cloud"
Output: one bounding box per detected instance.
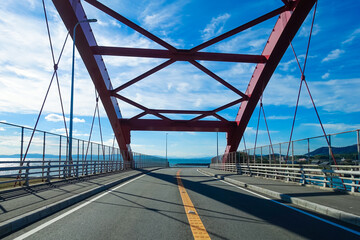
[302,123,360,133]
[299,24,320,37]
[215,28,269,53]
[201,13,231,40]
[265,75,360,113]
[45,114,85,123]
[322,49,344,62]
[342,28,360,44]
[51,128,89,137]
[279,59,297,72]
[140,0,189,32]
[0,127,5,131]
[245,127,278,135]
[267,116,293,120]
[321,72,330,79]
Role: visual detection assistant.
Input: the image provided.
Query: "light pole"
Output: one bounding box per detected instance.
[69,19,97,163]
[166,133,168,162]
[217,131,219,162]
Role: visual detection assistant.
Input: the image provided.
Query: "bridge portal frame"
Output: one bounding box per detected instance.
[52,0,316,162]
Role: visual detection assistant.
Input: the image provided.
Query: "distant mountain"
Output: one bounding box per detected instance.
[308,144,357,156]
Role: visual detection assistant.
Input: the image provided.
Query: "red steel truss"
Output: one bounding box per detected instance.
[52,0,316,161]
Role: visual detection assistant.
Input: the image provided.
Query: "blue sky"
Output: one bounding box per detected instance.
[0,0,360,158]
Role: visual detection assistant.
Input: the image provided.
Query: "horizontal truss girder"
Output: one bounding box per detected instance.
[91,46,267,63]
[120,119,236,132]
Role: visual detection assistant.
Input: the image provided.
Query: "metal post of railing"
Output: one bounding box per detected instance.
[260,147,263,164]
[42,131,46,182]
[65,135,69,178]
[59,136,61,178]
[253,149,255,165]
[357,130,360,162]
[20,127,24,162]
[25,162,30,187]
[98,144,102,172]
[307,138,310,164]
[47,162,51,183]
[279,143,282,166]
[269,145,271,165]
[107,146,109,172]
[77,139,80,177]
[87,142,91,176]
[82,140,85,176]
[109,146,111,172]
[328,134,332,163]
[117,148,119,171]
[291,141,294,165]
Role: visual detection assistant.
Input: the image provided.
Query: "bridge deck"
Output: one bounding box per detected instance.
[0,169,158,237]
[1,168,360,239]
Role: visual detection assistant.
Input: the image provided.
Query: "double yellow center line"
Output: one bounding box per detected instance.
[176,170,211,240]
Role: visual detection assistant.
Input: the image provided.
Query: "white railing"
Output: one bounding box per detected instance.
[210,163,360,192]
[0,122,168,189]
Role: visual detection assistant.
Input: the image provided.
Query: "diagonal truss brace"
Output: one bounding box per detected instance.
[52,0,132,160]
[225,0,317,157]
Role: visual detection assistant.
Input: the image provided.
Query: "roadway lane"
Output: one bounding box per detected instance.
[6,168,360,240]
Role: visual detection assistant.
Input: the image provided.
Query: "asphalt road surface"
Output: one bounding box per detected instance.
[6,168,360,240]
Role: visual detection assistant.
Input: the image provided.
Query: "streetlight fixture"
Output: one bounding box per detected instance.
[68,19,97,163]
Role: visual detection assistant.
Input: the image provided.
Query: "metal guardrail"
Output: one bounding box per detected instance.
[0,159,130,187]
[0,121,168,189]
[210,163,360,192]
[212,129,360,166]
[211,129,360,193]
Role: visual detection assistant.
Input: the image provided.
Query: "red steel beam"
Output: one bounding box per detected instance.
[112,59,176,93]
[152,109,211,115]
[225,0,317,155]
[189,60,248,98]
[213,114,228,122]
[52,0,132,160]
[112,93,171,121]
[84,0,177,52]
[92,46,267,63]
[121,119,236,132]
[190,98,245,122]
[130,112,147,120]
[190,5,289,53]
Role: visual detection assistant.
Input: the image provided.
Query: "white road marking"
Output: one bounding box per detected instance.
[14,174,147,240]
[197,169,360,236]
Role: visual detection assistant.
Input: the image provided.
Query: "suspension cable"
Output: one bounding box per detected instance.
[303,1,318,74]
[253,102,262,164]
[110,134,116,162]
[15,6,70,186]
[242,135,250,164]
[84,98,98,162]
[95,91,106,161]
[260,100,276,163]
[42,0,70,143]
[42,0,72,176]
[285,79,304,161]
[286,1,317,160]
[285,2,345,188]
